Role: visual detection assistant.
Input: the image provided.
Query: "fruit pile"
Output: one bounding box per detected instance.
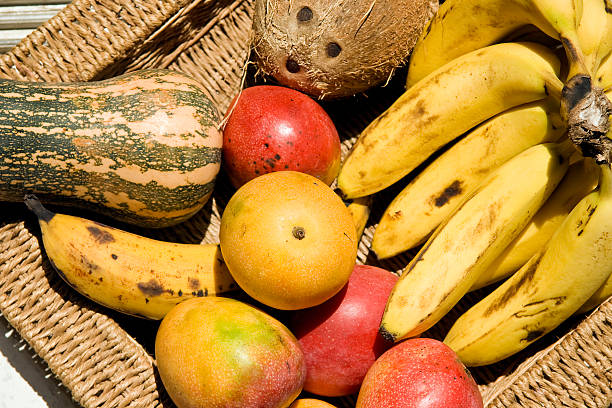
[2,0,612,406]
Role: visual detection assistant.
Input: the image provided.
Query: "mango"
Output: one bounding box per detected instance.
[356,338,483,408]
[289,399,338,408]
[219,171,358,310]
[155,297,306,408]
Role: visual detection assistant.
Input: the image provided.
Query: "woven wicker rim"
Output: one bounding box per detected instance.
[0,1,610,407]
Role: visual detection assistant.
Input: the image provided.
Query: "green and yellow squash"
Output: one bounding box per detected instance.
[0,69,222,228]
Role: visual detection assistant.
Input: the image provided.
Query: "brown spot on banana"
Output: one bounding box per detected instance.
[432,180,463,207]
[413,99,427,117]
[80,255,100,274]
[513,296,567,319]
[193,289,207,297]
[521,329,545,342]
[577,204,598,236]
[188,277,200,290]
[390,210,402,220]
[404,238,435,274]
[86,225,115,244]
[473,200,500,235]
[137,279,171,297]
[417,114,441,129]
[483,251,544,316]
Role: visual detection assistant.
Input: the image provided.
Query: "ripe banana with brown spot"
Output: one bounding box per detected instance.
[595,50,612,91]
[24,195,237,320]
[445,163,612,367]
[596,53,612,90]
[407,0,586,87]
[470,157,599,291]
[379,142,572,342]
[337,42,563,199]
[372,99,565,259]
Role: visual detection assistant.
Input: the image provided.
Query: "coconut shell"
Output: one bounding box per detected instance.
[252,0,438,99]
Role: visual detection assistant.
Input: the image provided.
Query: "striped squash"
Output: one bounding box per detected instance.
[0,69,222,228]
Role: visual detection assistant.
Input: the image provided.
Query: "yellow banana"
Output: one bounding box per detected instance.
[337,42,563,199]
[344,195,373,240]
[445,163,612,367]
[406,0,585,87]
[595,51,612,90]
[471,158,599,291]
[24,195,237,320]
[597,11,612,72]
[577,272,612,313]
[372,100,565,259]
[576,0,610,74]
[537,0,587,79]
[379,142,572,342]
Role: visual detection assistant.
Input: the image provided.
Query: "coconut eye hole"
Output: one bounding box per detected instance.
[326,42,342,58]
[297,6,313,22]
[285,58,301,73]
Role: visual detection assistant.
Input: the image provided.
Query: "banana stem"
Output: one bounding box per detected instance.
[600,162,612,194]
[562,75,612,163]
[562,37,592,79]
[557,138,579,158]
[24,194,55,223]
[544,72,565,101]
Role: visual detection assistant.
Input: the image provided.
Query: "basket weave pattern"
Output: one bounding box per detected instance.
[0,1,610,407]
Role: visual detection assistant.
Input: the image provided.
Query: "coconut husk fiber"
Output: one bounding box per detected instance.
[0,0,611,407]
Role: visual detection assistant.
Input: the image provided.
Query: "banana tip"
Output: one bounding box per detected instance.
[379,325,397,343]
[24,194,55,223]
[334,188,353,206]
[333,187,350,201]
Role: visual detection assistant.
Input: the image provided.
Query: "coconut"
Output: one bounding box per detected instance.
[251,0,438,99]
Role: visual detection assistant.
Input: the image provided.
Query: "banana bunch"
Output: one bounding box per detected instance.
[445,162,612,366]
[24,195,238,320]
[337,0,612,363]
[379,141,573,340]
[372,99,566,258]
[337,41,564,198]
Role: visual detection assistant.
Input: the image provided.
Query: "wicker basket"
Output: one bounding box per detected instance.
[0,1,610,407]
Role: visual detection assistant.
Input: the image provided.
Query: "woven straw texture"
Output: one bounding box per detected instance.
[0,1,610,407]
